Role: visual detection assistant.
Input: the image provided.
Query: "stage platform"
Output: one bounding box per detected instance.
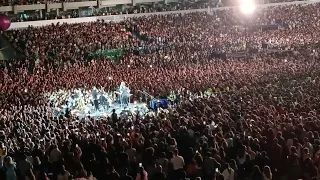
[53,102,150,119]
[48,87,152,119]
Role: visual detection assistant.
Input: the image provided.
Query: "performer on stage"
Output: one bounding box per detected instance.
[92,86,98,99]
[92,87,99,112]
[77,97,86,110]
[118,82,131,107]
[67,96,75,109]
[99,93,110,110]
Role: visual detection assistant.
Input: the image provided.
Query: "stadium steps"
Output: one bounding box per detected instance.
[0,34,19,60]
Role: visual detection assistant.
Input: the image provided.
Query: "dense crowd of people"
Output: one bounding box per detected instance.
[0,0,310,6]
[5,4,320,63]
[1,2,320,180]
[2,0,312,22]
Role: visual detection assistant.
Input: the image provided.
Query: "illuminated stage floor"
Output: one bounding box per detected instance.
[54,102,150,119]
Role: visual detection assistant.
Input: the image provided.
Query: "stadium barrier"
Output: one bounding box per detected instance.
[8,0,320,30]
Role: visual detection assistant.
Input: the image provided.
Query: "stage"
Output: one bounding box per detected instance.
[71,102,149,119]
[48,85,151,119]
[53,101,150,119]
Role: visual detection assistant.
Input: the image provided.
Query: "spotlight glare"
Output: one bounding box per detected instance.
[239,0,256,15]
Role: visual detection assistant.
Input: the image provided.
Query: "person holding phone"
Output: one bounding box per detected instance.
[135,164,148,180]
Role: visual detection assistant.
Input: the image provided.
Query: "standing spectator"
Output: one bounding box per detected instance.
[106,164,120,180]
[222,163,235,180]
[136,166,148,180]
[27,169,36,180]
[32,157,42,179]
[120,168,133,180]
[49,145,62,163]
[170,149,185,179]
[302,158,318,180]
[251,165,263,180]
[287,147,301,180]
[17,154,33,179]
[111,109,118,123]
[156,152,168,175]
[229,160,238,180]
[269,138,282,177]
[57,165,70,180]
[170,149,185,171]
[203,152,219,180]
[262,166,272,180]
[0,143,7,167]
[153,165,166,180]
[4,156,17,180]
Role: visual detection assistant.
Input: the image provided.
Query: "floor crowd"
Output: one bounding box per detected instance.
[0,2,320,180]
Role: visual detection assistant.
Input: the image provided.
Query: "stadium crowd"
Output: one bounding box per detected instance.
[1,2,320,180]
[0,0,309,6]
[5,4,320,62]
[2,0,312,22]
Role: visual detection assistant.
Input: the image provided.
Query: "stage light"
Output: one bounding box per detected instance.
[134,101,137,104]
[239,0,256,15]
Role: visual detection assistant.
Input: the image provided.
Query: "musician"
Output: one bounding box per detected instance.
[92,87,99,112]
[99,93,110,110]
[119,82,127,92]
[77,97,86,110]
[118,82,131,107]
[92,86,98,100]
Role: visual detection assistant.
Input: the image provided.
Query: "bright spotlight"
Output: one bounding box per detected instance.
[239,0,256,15]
